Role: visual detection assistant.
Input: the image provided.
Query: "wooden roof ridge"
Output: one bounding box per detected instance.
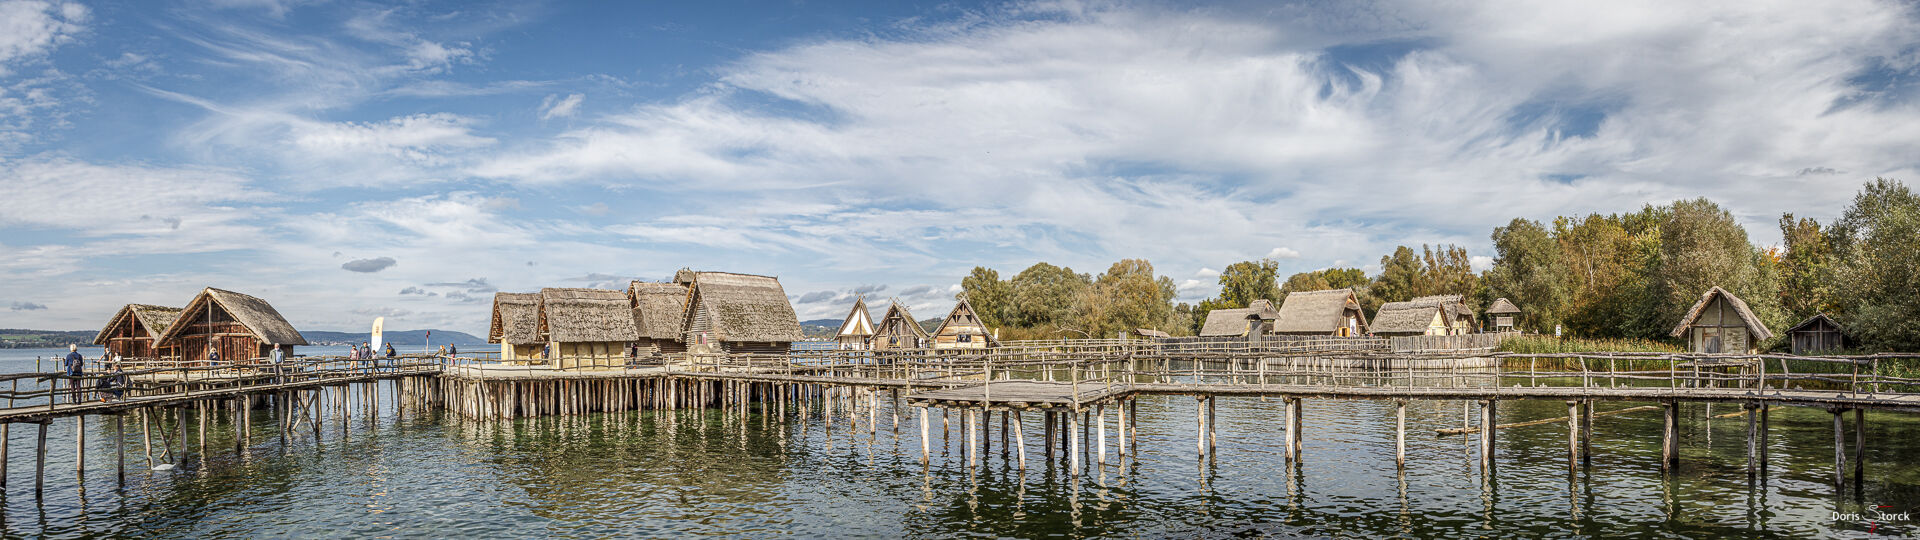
[155,288,309,346]
[682,270,803,342]
[1487,297,1522,314]
[628,281,690,340]
[1199,300,1282,337]
[1273,288,1368,334]
[1668,286,1774,341]
[1370,303,1444,334]
[837,295,874,337]
[1785,312,1843,334]
[92,304,183,345]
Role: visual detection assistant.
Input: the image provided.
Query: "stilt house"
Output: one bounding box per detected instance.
[489,292,545,361]
[1369,301,1449,337]
[1669,286,1773,354]
[538,288,639,369]
[871,301,929,350]
[1199,299,1281,337]
[93,304,182,360]
[1487,298,1522,332]
[1785,313,1846,355]
[836,296,876,350]
[153,288,307,364]
[629,281,691,355]
[1272,289,1370,337]
[1408,295,1476,335]
[933,295,996,350]
[680,272,804,355]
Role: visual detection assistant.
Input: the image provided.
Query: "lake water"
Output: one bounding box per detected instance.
[0,348,1914,537]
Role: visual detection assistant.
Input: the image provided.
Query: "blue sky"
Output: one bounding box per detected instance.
[3,0,1918,335]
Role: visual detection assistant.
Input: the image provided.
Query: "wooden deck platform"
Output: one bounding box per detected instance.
[1128,383,1920,412]
[907,381,1131,409]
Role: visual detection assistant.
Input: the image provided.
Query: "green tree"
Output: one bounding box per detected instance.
[1006,262,1090,329]
[1216,259,1281,308]
[1373,246,1424,304]
[1485,219,1572,332]
[1075,259,1176,338]
[1778,213,1833,321]
[959,266,1012,327]
[1653,198,1782,341]
[1826,178,1920,350]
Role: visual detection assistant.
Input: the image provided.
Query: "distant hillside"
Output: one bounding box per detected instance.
[0,329,96,349]
[301,329,487,346]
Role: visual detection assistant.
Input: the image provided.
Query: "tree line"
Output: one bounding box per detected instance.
[955,179,1918,351]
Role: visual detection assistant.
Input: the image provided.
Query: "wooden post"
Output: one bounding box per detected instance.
[1128,398,1139,454]
[1013,410,1026,470]
[34,422,48,497]
[966,407,977,468]
[1068,407,1080,475]
[1196,397,1207,459]
[1854,408,1865,484]
[1832,409,1846,487]
[1395,400,1406,468]
[1662,402,1678,473]
[1760,404,1770,470]
[0,422,9,489]
[1044,411,1055,463]
[1582,400,1593,466]
[116,414,125,488]
[1283,397,1296,463]
[76,415,85,477]
[1744,402,1759,477]
[1096,404,1107,465]
[1206,396,1217,457]
[1290,397,1303,460]
[1566,401,1579,470]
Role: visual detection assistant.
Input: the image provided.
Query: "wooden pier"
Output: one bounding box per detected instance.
[0,344,1913,501]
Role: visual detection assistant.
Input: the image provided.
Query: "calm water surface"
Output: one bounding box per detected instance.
[0,348,1915,538]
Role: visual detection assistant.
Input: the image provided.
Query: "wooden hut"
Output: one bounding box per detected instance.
[1133,328,1171,339]
[153,288,307,364]
[1408,295,1476,335]
[1199,299,1281,337]
[1370,301,1448,337]
[489,292,545,361]
[871,301,929,350]
[93,304,182,360]
[1669,286,1773,354]
[1272,289,1370,337]
[933,295,997,350]
[835,296,876,350]
[1785,313,1846,355]
[538,288,639,368]
[629,281,691,355]
[1487,298,1522,332]
[680,272,804,354]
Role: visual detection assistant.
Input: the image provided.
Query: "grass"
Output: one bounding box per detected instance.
[1496,335,1683,354]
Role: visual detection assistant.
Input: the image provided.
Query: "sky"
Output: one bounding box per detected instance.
[1,0,1917,336]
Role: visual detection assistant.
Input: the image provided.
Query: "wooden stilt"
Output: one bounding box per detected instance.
[1013,410,1026,470]
[1833,409,1846,487]
[1662,402,1678,473]
[116,414,125,488]
[1282,397,1296,463]
[1116,400,1128,457]
[1854,408,1865,484]
[1567,401,1579,470]
[1581,400,1593,466]
[1479,400,1496,472]
[0,422,9,489]
[140,408,153,468]
[1196,397,1207,459]
[1207,396,1217,456]
[35,421,48,497]
[1044,411,1055,463]
[1745,402,1759,477]
[1759,404,1770,470]
[1068,407,1080,475]
[967,408,978,468]
[1395,400,1406,468]
[918,407,930,464]
[1096,404,1107,465]
[75,415,85,477]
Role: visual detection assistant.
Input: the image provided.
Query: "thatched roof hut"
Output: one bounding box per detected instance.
[1273,289,1369,336]
[681,271,803,354]
[933,295,996,349]
[1408,294,1476,334]
[1133,328,1171,339]
[490,292,544,360]
[1669,286,1772,354]
[629,281,691,354]
[1487,298,1521,314]
[539,288,639,368]
[836,296,876,350]
[155,288,307,363]
[93,304,182,359]
[1199,299,1281,337]
[1785,313,1845,355]
[872,300,929,350]
[1370,302,1447,337]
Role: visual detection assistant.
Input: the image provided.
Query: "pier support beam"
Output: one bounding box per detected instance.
[1661,402,1679,473]
[1395,400,1406,468]
[1013,410,1026,470]
[1567,401,1579,470]
[1479,400,1496,472]
[1832,408,1846,487]
[34,421,47,497]
[918,407,929,464]
[1068,407,1080,476]
[1745,402,1759,477]
[1854,408,1865,485]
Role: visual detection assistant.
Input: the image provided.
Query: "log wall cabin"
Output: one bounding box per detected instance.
[92,304,182,360]
[153,288,307,365]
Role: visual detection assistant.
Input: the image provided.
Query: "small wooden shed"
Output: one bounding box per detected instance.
[154,288,307,365]
[1272,289,1370,337]
[1199,299,1281,337]
[1486,298,1522,332]
[629,281,691,355]
[538,288,639,369]
[93,304,182,360]
[835,296,876,350]
[871,301,929,350]
[1370,302,1448,337]
[933,295,997,350]
[490,292,545,361]
[680,272,804,354]
[1669,286,1773,354]
[1785,313,1846,355]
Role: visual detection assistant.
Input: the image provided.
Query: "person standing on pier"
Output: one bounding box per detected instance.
[63,344,84,403]
[270,344,286,384]
[385,342,396,358]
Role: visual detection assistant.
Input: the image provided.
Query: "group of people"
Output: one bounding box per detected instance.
[59,344,127,403]
[349,342,397,360]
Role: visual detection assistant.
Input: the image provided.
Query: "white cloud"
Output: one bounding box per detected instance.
[540,93,584,119]
[1194,267,1220,277]
[1266,247,1301,260]
[0,0,87,76]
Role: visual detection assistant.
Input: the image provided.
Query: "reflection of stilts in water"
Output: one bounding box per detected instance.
[1397,468,1410,535]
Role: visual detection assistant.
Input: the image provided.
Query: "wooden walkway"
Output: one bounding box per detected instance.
[907,381,1130,409]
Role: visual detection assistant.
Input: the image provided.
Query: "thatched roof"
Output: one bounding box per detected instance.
[1409,294,1475,326]
[1371,302,1443,335]
[1273,289,1367,334]
[936,295,990,334]
[93,304,182,345]
[673,268,697,285]
[539,288,640,343]
[628,281,690,340]
[1200,299,1280,337]
[1669,286,1774,341]
[1487,298,1522,314]
[490,292,541,344]
[156,288,308,346]
[874,301,929,339]
[837,296,874,337]
[685,272,803,342]
[1786,313,1843,335]
[1134,328,1171,339]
